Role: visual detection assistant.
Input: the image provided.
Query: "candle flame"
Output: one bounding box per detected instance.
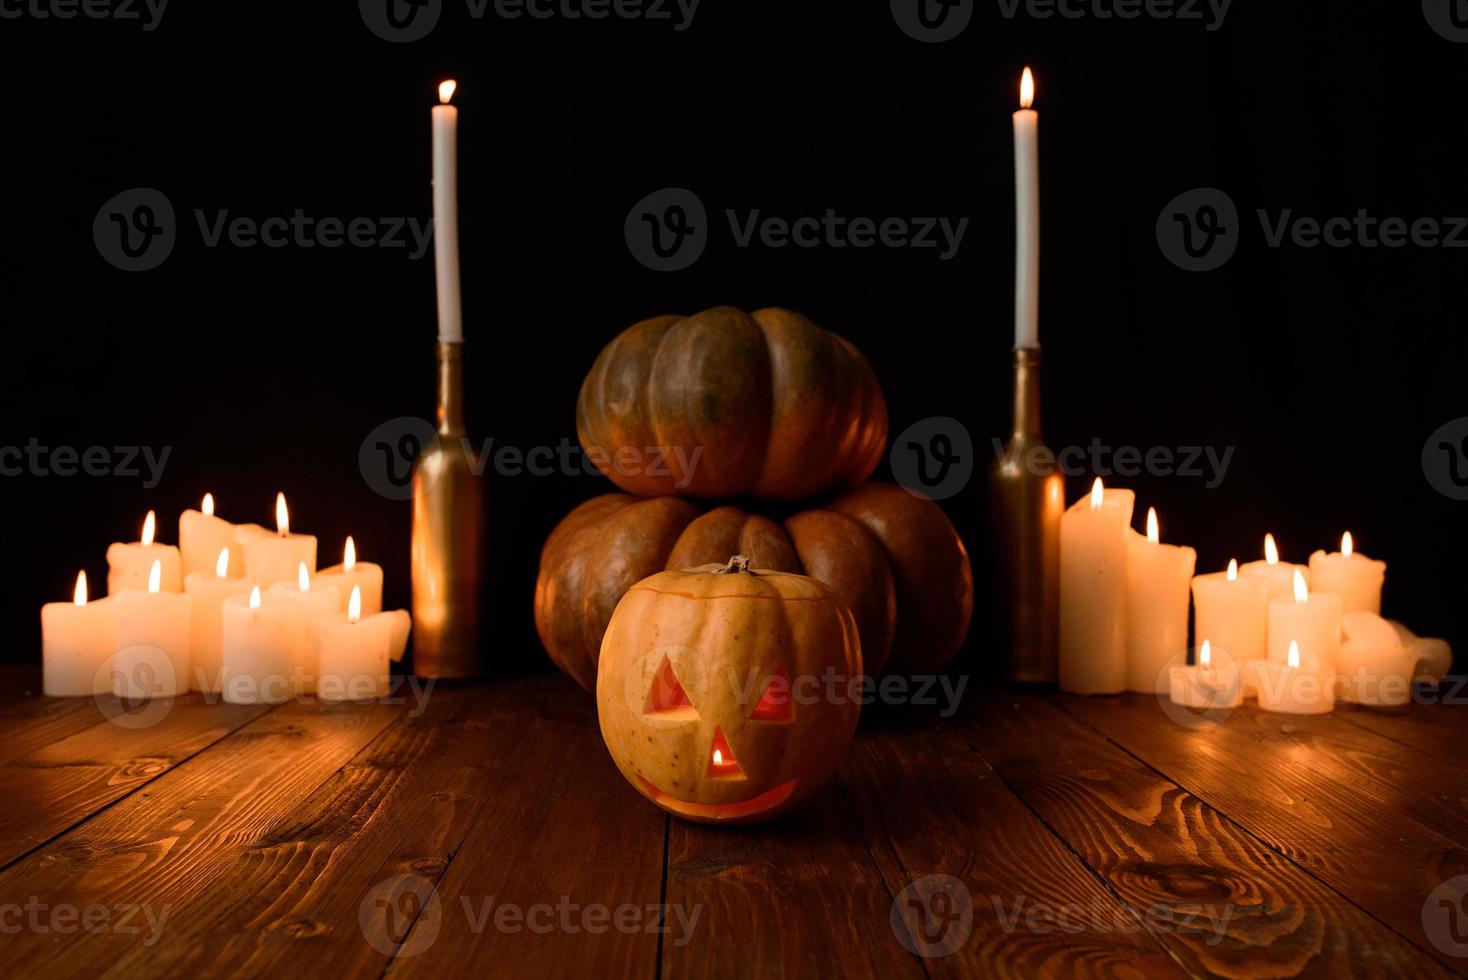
[1146,507,1160,544]
[215,547,230,579]
[275,493,290,537]
[712,748,723,766]
[1264,532,1279,565]
[141,510,156,547]
[349,585,362,624]
[297,561,310,592]
[344,536,357,572]
[1287,640,1301,669]
[202,492,215,517]
[1089,478,1104,512]
[438,79,457,104]
[1293,568,1309,603]
[74,571,87,606]
[1341,531,1353,557]
[147,559,162,594]
[1200,640,1211,667]
[249,585,262,610]
[1019,67,1034,109]
[1227,558,1238,581]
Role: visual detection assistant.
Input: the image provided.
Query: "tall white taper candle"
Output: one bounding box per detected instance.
[432,79,462,343]
[1013,67,1039,348]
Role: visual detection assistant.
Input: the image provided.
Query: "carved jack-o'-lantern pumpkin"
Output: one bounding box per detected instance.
[596,556,861,823]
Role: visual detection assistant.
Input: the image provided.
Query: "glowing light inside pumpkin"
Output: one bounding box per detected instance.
[708,727,744,779]
[1089,478,1104,512]
[1226,558,1238,581]
[643,656,695,716]
[141,510,156,547]
[1293,569,1309,604]
[750,665,794,723]
[73,571,87,607]
[1264,533,1279,565]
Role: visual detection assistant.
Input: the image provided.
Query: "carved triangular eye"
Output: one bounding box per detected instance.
[750,664,793,723]
[708,727,744,779]
[643,655,697,718]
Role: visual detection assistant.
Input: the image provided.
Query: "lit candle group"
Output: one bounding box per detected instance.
[41,493,411,702]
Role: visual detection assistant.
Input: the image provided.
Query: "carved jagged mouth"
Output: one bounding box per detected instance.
[635,776,798,821]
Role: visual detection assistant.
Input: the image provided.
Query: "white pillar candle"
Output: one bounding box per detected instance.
[318,586,396,702]
[1387,620,1453,685]
[1267,569,1342,670]
[1239,532,1309,601]
[1059,479,1134,694]
[266,562,339,694]
[114,559,192,698]
[1337,611,1415,706]
[222,586,298,705]
[107,510,182,594]
[387,609,412,663]
[433,79,462,343]
[1191,558,1270,696]
[1125,508,1196,693]
[180,492,247,579]
[183,547,255,694]
[243,493,317,586]
[315,536,384,615]
[1012,67,1039,349]
[1308,532,1385,615]
[41,572,116,696]
[1168,641,1243,709]
[1253,640,1335,714]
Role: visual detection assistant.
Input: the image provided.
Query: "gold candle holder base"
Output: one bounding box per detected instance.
[411,340,484,679]
[990,346,1063,683]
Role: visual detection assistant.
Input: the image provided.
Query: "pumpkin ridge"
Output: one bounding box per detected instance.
[627,586,839,604]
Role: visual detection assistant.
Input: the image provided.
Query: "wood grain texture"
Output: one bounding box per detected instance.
[0,694,272,868]
[1061,693,1468,974]
[0,694,117,768]
[0,697,401,978]
[389,675,667,980]
[840,714,1187,979]
[965,690,1450,978]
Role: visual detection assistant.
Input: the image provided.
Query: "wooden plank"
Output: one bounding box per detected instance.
[104,681,536,978]
[0,696,116,767]
[0,664,42,702]
[0,697,402,977]
[0,694,273,868]
[964,690,1449,978]
[1334,698,1468,763]
[664,780,925,980]
[840,715,1186,978]
[1062,693,1468,973]
[390,675,667,980]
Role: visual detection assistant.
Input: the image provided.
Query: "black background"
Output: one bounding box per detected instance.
[4,1,1465,675]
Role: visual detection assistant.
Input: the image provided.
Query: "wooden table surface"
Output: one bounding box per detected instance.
[3,664,1466,979]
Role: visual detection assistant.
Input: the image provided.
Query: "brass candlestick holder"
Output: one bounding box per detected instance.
[990,346,1063,683]
[411,339,484,678]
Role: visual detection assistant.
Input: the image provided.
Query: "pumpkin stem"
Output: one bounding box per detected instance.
[718,554,755,575]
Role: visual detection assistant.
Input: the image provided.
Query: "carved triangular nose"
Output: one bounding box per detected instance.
[708,727,744,779]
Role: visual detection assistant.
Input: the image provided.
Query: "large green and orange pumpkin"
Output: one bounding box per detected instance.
[576,306,887,500]
[535,483,972,690]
